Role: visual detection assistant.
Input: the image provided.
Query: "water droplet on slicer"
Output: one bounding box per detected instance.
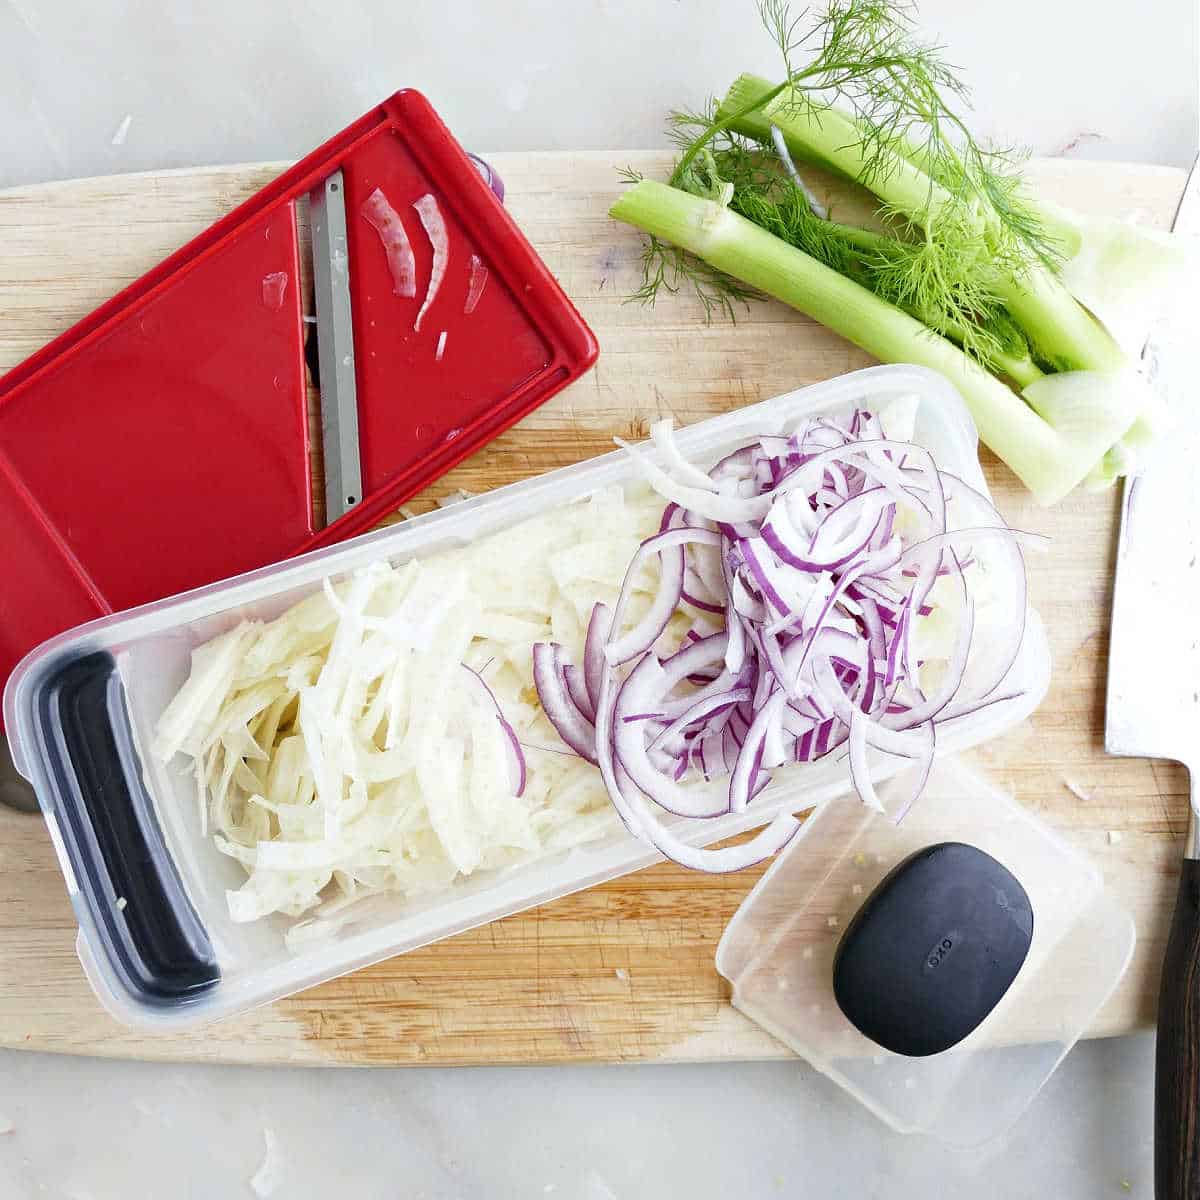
[261,271,288,311]
[415,423,432,440]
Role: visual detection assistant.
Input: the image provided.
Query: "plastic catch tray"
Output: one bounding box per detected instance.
[5,366,1050,1029]
[717,759,1135,1147]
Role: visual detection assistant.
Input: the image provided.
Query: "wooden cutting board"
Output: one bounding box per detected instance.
[0,152,1187,1066]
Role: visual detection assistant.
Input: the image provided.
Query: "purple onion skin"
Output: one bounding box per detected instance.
[468,154,505,203]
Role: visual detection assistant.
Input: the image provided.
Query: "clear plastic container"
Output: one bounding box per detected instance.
[4,365,1051,1030]
[716,759,1135,1147]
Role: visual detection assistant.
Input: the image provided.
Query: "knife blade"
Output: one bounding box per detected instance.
[1104,153,1200,1200]
[1106,157,1200,775]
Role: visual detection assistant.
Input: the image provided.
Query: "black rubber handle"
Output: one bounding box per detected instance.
[36,651,219,1006]
[1157,858,1200,1199]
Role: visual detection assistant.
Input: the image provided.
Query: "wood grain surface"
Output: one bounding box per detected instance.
[0,151,1187,1065]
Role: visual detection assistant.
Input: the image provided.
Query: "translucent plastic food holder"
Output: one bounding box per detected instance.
[4,366,1051,1030]
[716,760,1135,1147]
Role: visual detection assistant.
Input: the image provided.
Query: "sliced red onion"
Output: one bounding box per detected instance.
[564,663,595,723]
[737,538,793,616]
[467,154,505,202]
[649,688,752,755]
[583,603,611,714]
[681,579,725,614]
[613,657,730,818]
[532,643,598,764]
[651,419,723,492]
[412,193,448,333]
[728,566,768,622]
[360,187,416,298]
[895,525,1037,704]
[658,502,682,533]
[604,529,719,664]
[534,407,1031,876]
[887,721,936,825]
[729,693,785,812]
[883,602,909,687]
[811,655,927,759]
[616,437,774,525]
[464,253,489,315]
[596,658,802,870]
[775,440,941,519]
[648,808,802,873]
[881,559,974,731]
[779,562,874,678]
[808,490,891,562]
[672,512,725,612]
[461,663,526,797]
[708,445,756,481]
[655,637,736,718]
[763,491,894,576]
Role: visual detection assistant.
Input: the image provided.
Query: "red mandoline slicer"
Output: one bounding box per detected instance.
[0,90,598,716]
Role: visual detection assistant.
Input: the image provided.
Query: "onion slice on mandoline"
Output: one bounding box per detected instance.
[464,253,489,315]
[534,406,1031,872]
[467,154,505,203]
[360,188,417,298]
[413,194,449,332]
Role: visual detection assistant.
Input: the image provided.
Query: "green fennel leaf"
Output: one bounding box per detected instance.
[635,0,1053,377]
[618,162,760,321]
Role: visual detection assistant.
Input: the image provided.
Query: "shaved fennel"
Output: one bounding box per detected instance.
[1030,200,1195,358]
[156,487,667,939]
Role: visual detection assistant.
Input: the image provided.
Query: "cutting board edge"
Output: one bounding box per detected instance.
[0,151,1183,1065]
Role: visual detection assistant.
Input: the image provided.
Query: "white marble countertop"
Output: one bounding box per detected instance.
[0,1,1196,1196]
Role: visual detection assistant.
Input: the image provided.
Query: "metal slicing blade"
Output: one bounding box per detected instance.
[309,168,363,527]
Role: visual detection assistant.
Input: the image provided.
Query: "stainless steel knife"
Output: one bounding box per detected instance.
[1105,153,1200,1200]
